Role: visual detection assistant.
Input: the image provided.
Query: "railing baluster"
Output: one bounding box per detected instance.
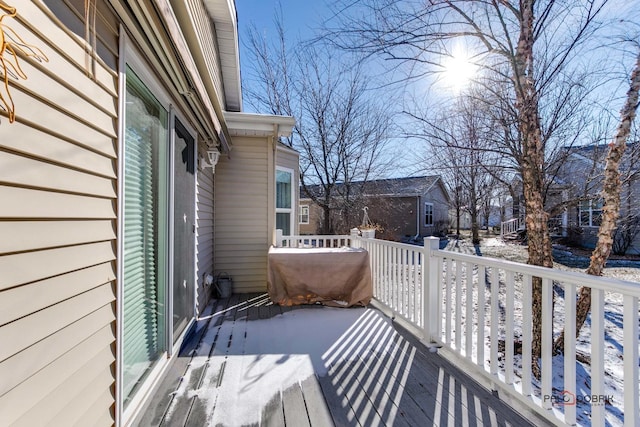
[564,282,576,425]
[505,270,515,384]
[445,258,452,345]
[437,256,444,340]
[455,259,462,353]
[522,275,532,396]
[385,244,391,308]
[623,295,639,427]
[477,264,485,368]
[490,266,499,376]
[591,288,605,425]
[541,277,553,410]
[392,246,398,312]
[465,262,474,359]
[400,248,404,319]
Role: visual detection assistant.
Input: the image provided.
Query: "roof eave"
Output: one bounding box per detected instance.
[203,0,243,112]
[224,111,296,137]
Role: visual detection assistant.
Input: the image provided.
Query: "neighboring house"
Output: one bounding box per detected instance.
[299,176,450,241]
[507,143,640,254]
[0,2,295,426]
[555,143,640,254]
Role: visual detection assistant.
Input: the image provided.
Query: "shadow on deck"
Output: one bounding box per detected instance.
[133,294,543,427]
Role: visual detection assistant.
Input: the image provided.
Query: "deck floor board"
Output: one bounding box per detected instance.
[133,294,548,427]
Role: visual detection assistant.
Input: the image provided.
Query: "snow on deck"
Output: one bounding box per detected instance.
[133,293,546,427]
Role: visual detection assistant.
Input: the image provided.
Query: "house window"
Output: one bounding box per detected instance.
[579,199,603,227]
[299,205,309,224]
[425,202,434,226]
[276,168,293,235]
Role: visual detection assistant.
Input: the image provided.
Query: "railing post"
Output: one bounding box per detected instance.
[350,228,361,249]
[423,236,440,343]
[274,229,283,247]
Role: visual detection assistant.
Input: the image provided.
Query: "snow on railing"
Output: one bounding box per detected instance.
[351,235,639,427]
[500,217,523,238]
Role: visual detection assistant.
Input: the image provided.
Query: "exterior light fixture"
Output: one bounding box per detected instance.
[200,147,220,172]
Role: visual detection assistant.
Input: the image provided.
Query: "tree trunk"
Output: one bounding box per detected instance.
[471,210,480,244]
[322,204,332,234]
[513,0,555,378]
[554,50,640,354]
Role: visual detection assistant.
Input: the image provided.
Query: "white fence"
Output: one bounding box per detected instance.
[352,235,638,426]
[275,232,352,248]
[501,217,524,238]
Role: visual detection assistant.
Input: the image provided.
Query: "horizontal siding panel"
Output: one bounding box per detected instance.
[0,152,116,198]
[215,138,272,294]
[0,186,115,219]
[0,121,116,178]
[10,87,116,155]
[0,220,115,255]
[0,241,115,291]
[216,166,269,177]
[0,282,114,361]
[15,0,117,92]
[0,262,115,327]
[214,249,268,259]
[13,59,116,134]
[197,188,214,200]
[213,232,268,243]
[35,365,114,427]
[197,210,213,222]
[72,391,115,427]
[214,265,266,276]
[0,327,114,426]
[0,304,114,396]
[214,214,267,225]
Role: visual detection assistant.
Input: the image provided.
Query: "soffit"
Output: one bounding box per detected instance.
[224,112,295,137]
[203,0,242,112]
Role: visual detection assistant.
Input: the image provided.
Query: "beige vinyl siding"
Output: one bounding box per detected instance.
[0,2,118,426]
[196,142,215,311]
[214,136,270,293]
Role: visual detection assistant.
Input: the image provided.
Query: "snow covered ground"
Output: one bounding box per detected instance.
[443,235,640,427]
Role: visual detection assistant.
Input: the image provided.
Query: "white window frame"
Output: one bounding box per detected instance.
[299,205,310,224]
[579,199,603,227]
[275,166,295,235]
[424,202,434,226]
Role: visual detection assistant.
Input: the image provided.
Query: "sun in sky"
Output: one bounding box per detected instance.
[441,45,478,93]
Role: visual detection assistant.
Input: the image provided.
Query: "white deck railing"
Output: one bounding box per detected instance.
[275,232,352,248]
[501,217,524,238]
[343,235,638,426]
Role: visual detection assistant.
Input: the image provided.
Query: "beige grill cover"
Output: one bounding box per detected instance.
[267,247,373,307]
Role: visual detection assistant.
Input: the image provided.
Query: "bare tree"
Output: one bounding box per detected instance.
[323,0,616,373]
[244,15,393,234]
[555,50,640,352]
[411,95,500,244]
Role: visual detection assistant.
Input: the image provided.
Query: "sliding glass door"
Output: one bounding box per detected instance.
[122,66,168,409]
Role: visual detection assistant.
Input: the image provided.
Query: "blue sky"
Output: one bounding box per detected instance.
[235,1,326,41]
[235,1,324,113]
